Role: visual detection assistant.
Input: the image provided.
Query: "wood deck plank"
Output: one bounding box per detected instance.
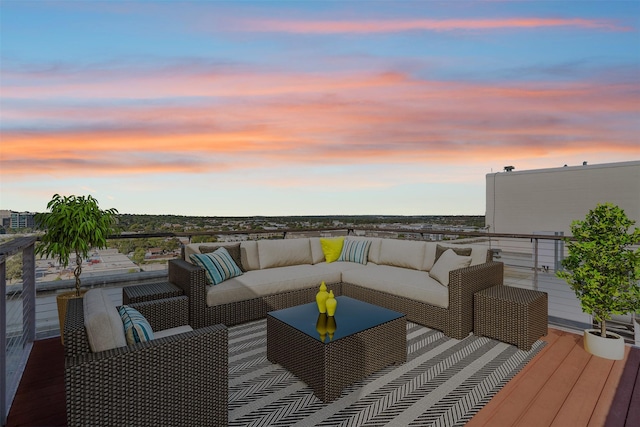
[606,346,640,427]
[626,348,640,427]
[550,350,615,427]
[588,345,633,427]
[465,328,563,427]
[515,342,592,426]
[5,337,66,427]
[468,332,581,426]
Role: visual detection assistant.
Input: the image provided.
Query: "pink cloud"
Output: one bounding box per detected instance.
[236,17,632,34]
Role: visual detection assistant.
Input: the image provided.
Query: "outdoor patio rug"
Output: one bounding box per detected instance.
[228,319,546,427]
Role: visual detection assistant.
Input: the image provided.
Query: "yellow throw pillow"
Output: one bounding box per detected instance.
[320,237,345,263]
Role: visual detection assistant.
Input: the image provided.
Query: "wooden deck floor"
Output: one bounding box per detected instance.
[5,328,640,427]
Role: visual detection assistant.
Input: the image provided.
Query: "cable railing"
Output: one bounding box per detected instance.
[1,236,36,426]
[3,227,633,425]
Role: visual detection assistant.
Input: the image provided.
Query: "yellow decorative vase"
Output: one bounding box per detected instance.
[325,290,337,317]
[326,316,336,341]
[316,313,328,342]
[315,281,329,313]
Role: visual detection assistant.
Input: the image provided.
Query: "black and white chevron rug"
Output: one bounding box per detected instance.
[228,319,545,427]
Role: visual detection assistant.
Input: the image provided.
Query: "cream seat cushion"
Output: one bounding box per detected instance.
[206,264,341,307]
[342,264,449,308]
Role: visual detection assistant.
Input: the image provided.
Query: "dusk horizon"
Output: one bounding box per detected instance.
[2,1,638,217]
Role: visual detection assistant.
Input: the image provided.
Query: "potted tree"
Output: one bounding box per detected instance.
[35,194,118,343]
[557,203,640,360]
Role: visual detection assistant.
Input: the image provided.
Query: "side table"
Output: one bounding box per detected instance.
[123,282,184,305]
[474,285,548,351]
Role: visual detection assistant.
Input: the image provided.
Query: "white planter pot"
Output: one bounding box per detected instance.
[583,329,625,360]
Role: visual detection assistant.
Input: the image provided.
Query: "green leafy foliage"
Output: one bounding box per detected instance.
[34,194,118,295]
[557,203,640,337]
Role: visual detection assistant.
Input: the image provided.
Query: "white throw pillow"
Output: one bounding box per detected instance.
[428,249,472,287]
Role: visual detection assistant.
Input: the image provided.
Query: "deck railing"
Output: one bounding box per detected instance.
[0,227,608,425]
[1,236,36,426]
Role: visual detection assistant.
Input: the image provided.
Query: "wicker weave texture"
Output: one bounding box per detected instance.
[123,281,184,304]
[474,285,548,351]
[267,314,406,402]
[64,296,229,426]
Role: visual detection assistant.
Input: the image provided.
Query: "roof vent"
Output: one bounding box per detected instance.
[503,166,515,172]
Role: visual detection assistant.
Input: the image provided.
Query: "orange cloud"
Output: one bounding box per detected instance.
[2,66,638,179]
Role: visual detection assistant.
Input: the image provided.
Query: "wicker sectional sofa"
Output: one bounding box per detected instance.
[170,236,503,339]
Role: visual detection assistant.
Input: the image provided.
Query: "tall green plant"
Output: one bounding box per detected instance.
[557,203,640,337]
[35,194,119,296]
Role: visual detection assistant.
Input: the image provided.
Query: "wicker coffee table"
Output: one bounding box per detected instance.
[267,296,406,402]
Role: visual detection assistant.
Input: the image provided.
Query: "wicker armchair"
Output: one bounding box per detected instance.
[64,296,228,427]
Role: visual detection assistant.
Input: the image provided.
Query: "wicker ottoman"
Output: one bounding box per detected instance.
[123,282,184,304]
[474,285,548,351]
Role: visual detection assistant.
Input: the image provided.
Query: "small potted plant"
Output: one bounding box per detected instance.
[557,203,640,360]
[35,194,118,342]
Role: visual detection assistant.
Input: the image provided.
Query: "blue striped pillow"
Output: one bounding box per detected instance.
[118,305,154,345]
[337,239,372,265]
[190,247,243,285]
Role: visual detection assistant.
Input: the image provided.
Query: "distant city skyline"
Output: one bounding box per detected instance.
[2,1,638,216]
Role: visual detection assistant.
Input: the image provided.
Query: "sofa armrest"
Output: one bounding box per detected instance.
[128,295,189,332]
[65,324,228,427]
[64,297,92,357]
[169,259,208,328]
[446,261,504,338]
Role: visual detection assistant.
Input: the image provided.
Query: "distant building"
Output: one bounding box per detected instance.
[0,210,11,231]
[485,160,640,235]
[9,211,37,229]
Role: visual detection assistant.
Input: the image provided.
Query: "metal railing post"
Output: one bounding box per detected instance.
[533,238,539,290]
[1,256,7,426]
[23,243,36,342]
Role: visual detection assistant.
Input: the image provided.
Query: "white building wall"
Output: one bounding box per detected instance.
[486,161,640,235]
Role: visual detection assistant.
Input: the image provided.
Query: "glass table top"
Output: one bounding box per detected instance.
[267,296,405,343]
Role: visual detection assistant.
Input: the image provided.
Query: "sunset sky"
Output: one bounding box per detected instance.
[2,1,639,216]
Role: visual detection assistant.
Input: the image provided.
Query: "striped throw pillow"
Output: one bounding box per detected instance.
[118,305,154,345]
[190,247,243,285]
[337,238,372,265]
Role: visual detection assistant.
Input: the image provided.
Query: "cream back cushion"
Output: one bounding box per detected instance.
[309,237,325,264]
[423,243,438,271]
[378,239,426,270]
[257,239,312,269]
[240,241,260,271]
[83,289,127,352]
